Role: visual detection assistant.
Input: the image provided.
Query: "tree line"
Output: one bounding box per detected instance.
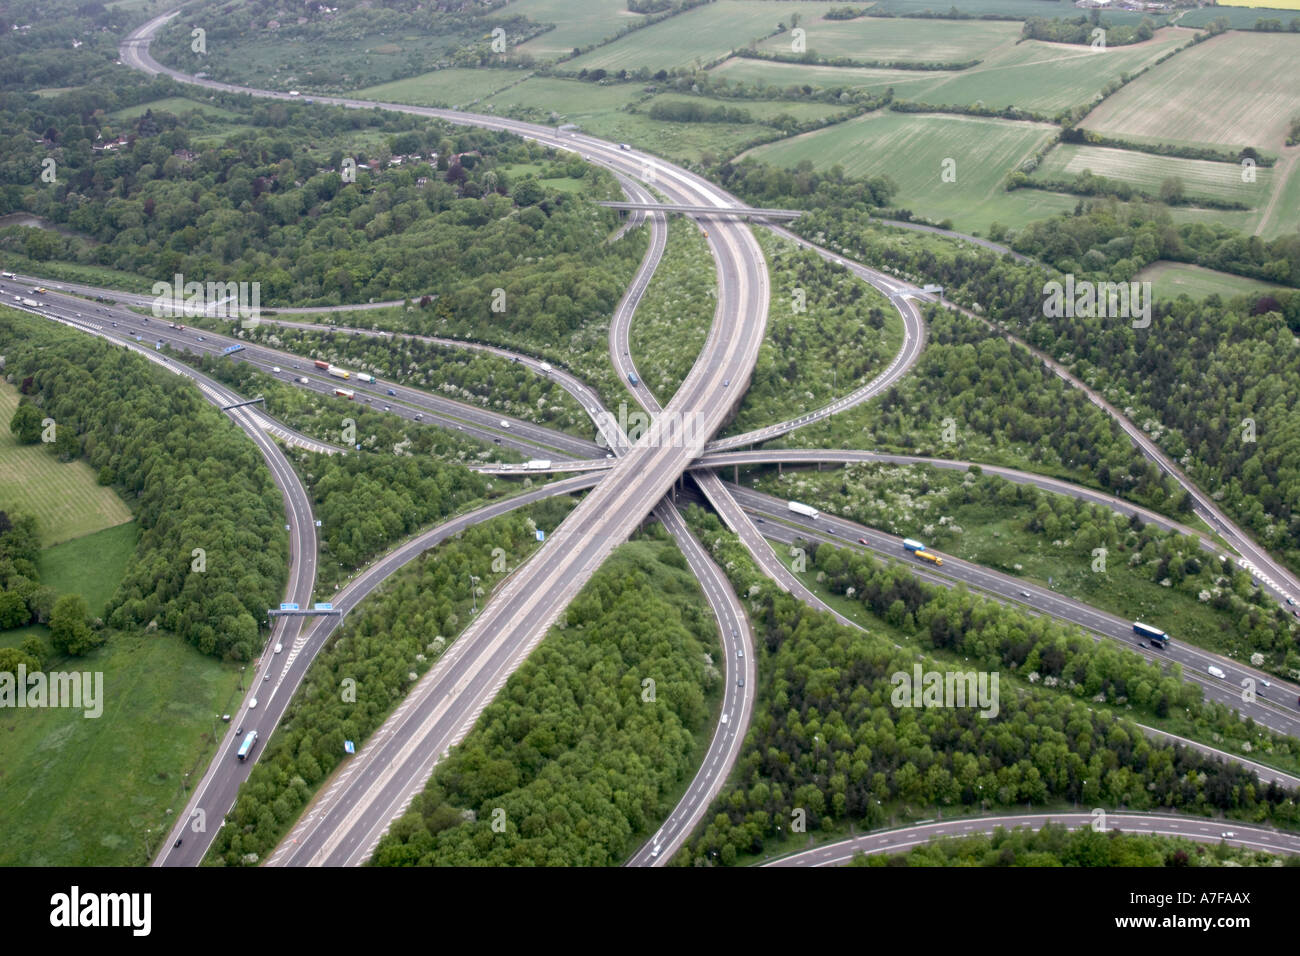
[0,310,286,661]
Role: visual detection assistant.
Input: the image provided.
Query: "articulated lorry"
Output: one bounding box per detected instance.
[788,501,819,519]
[327,366,350,379]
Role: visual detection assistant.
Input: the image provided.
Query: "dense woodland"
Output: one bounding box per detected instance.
[0,511,50,630]
[729,230,895,433]
[791,208,1300,576]
[4,99,634,314]
[0,1,143,92]
[783,306,1188,517]
[371,534,719,866]
[680,509,1300,865]
[207,503,573,866]
[1021,13,1156,46]
[0,310,286,660]
[152,0,545,89]
[303,450,491,586]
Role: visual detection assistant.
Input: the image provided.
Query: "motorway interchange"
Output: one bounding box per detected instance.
[7,5,1299,866]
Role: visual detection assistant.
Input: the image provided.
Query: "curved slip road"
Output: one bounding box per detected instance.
[763,811,1300,866]
[3,298,320,866]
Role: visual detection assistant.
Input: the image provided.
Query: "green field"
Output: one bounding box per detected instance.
[566,1,841,73]
[1032,143,1275,213]
[755,15,1020,63]
[478,74,644,123]
[714,28,1190,115]
[0,381,134,545]
[478,78,772,162]
[872,0,1149,15]
[0,630,243,866]
[38,522,139,617]
[1255,154,1300,238]
[1178,3,1300,27]
[354,68,528,108]
[512,0,648,59]
[1136,261,1289,301]
[710,56,955,99]
[1079,31,1300,150]
[108,97,242,122]
[743,110,1065,232]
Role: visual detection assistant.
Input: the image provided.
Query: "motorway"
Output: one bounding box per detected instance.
[1,277,599,460]
[162,472,604,867]
[763,811,1300,865]
[120,12,792,866]
[1,289,322,866]
[92,5,1300,867]
[483,448,1218,551]
[16,225,1300,864]
[601,199,764,865]
[730,483,1300,736]
[3,279,613,866]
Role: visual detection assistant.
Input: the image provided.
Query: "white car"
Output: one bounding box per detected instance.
[272,366,281,373]
[1207,665,1226,680]
[249,697,258,709]
[1221,831,1235,839]
[289,90,299,96]
[650,844,661,857]
[274,642,283,654]
[499,420,510,428]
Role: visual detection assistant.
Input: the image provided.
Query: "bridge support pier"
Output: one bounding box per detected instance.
[734,465,739,485]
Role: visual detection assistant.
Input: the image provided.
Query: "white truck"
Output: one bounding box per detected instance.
[788,501,819,519]
[525,459,552,471]
[354,372,375,383]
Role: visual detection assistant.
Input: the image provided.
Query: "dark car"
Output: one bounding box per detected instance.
[386,388,396,396]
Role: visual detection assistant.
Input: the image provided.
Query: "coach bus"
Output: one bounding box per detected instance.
[236,730,259,761]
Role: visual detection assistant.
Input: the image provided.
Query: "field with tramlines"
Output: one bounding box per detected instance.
[1079,31,1300,150]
